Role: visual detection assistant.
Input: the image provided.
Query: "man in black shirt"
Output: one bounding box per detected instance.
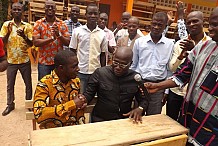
[84,46,148,123]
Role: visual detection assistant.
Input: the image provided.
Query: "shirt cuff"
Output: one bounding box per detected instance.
[64,100,76,111]
[168,76,184,88]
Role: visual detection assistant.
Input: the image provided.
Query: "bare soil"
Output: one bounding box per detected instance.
[0,65,38,146]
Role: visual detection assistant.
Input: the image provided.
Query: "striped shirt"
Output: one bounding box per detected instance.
[172,39,218,146]
[69,25,108,74]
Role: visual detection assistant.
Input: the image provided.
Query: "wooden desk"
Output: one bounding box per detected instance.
[29,114,188,146]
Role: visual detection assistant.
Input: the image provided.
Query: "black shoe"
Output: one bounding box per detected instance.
[2,105,15,116]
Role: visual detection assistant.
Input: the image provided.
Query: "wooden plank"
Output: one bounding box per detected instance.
[133,134,187,146]
[30,114,188,146]
[132,9,153,14]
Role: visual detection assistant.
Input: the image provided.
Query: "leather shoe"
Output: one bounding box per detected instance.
[2,105,15,116]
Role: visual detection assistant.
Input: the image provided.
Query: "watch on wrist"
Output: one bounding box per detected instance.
[138,106,144,111]
[51,36,55,41]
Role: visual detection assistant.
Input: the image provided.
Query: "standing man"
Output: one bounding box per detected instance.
[144,8,218,146]
[98,12,116,64]
[69,3,108,94]
[131,12,174,115]
[33,0,70,80]
[117,16,141,49]
[114,12,144,41]
[33,50,86,129]
[0,2,33,116]
[64,5,81,38]
[84,47,148,123]
[167,11,211,120]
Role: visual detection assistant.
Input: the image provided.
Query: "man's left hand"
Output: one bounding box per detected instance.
[123,108,143,124]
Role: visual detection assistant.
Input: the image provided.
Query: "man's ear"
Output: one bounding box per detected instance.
[57,65,64,71]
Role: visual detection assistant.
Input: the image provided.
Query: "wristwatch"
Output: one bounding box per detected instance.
[51,36,55,41]
[138,106,144,111]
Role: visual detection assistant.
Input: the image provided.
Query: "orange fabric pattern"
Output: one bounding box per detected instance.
[33,70,84,129]
[33,17,70,65]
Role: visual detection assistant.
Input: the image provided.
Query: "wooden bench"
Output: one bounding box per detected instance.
[25,97,96,130]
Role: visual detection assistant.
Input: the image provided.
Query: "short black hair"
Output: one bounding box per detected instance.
[86,3,98,13]
[153,12,168,24]
[12,2,23,9]
[54,50,76,68]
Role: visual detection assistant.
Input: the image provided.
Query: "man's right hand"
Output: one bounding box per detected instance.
[143,82,159,94]
[177,1,186,20]
[74,94,86,109]
[117,23,124,31]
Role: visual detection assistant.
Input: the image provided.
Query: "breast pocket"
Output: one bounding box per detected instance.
[99,82,113,91]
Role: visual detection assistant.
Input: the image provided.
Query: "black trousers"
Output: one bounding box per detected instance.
[7,61,32,106]
[166,90,184,121]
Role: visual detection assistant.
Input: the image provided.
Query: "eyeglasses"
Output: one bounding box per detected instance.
[112,60,131,68]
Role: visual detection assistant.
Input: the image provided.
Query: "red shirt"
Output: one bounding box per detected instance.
[0,38,5,57]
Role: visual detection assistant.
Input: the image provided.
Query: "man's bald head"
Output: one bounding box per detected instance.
[121,11,131,25]
[128,16,139,25]
[114,46,133,63]
[186,10,204,36]
[187,11,204,21]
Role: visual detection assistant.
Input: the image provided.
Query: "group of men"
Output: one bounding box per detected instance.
[0,0,217,145]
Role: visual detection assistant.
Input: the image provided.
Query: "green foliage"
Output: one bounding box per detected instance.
[0,0,9,29]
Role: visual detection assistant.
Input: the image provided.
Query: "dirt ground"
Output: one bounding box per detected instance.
[0,64,166,146]
[0,65,38,146]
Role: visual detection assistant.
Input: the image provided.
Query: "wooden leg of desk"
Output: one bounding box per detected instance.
[32,119,36,130]
[28,134,32,146]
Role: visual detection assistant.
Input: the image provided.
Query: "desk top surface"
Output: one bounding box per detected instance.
[30,114,188,146]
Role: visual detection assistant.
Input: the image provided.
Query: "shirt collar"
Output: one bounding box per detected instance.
[69,19,81,25]
[147,33,166,44]
[11,19,26,26]
[51,70,79,89]
[42,17,61,23]
[51,70,61,85]
[82,24,101,32]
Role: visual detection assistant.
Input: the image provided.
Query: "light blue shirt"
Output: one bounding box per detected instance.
[130,33,174,81]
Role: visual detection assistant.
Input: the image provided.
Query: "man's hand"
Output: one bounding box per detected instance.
[143,82,159,94]
[51,23,60,39]
[17,27,26,39]
[117,23,124,31]
[167,11,175,26]
[162,93,168,106]
[179,39,195,51]
[7,22,13,35]
[74,94,86,109]
[123,107,143,124]
[177,1,186,20]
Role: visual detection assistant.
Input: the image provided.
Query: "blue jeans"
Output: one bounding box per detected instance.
[78,73,91,94]
[38,63,55,80]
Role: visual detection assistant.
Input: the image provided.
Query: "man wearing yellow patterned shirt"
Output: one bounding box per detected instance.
[33,50,86,129]
[0,2,33,116]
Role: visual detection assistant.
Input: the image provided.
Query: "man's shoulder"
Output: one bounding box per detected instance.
[162,36,174,44]
[97,66,111,72]
[135,35,149,43]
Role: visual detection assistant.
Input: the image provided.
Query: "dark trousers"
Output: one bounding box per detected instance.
[38,63,55,81]
[78,72,91,94]
[7,61,32,106]
[166,90,184,121]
